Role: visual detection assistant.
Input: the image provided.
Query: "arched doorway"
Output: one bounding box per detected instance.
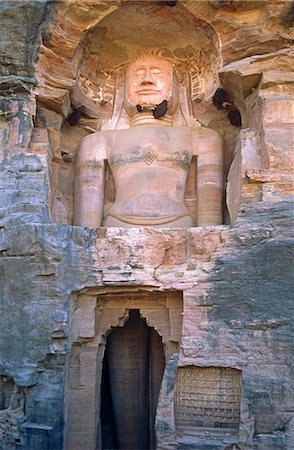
[100,309,165,450]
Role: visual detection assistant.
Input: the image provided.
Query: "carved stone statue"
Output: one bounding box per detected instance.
[0,386,25,448]
[74,55,223,228]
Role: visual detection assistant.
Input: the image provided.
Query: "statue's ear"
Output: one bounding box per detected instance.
[153,100,168,119]
[102,68,127,130]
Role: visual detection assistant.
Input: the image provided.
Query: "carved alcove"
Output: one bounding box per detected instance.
[0,376,26,450]
[156,361,245,449]
[32,1,293,229]
[174,367,241,434]
[65,289,183,450]
[45,1,242,227]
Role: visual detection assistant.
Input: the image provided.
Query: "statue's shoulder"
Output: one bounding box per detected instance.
[80,131,99,146]
[81,129,113,144]
[79,131,109,160]
[80,129,118,148]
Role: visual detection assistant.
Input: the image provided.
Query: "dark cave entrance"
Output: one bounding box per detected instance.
[100,309,165,450]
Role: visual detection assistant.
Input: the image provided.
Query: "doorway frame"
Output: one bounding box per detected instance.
[64,289,183,450]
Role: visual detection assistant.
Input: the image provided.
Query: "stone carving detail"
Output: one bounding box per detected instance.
[174,367,241,433]
[75,3,220,116]
[74,55,223,228]
[0,379,25,449]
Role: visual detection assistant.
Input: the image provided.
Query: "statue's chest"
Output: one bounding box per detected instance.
[108,128,192,170]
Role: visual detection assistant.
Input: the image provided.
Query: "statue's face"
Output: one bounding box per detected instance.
[125,56,173,107]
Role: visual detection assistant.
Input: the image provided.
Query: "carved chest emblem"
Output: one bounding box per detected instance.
[141,145,157,165]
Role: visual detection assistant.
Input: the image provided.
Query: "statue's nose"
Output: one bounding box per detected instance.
[140,80,154,86]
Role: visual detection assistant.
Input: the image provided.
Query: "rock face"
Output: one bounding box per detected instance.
[0,1,293,450]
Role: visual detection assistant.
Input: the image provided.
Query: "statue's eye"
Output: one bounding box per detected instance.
[150,67,162,74]
[135,69,145,76]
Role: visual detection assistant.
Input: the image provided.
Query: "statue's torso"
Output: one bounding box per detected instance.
[104,126,194,225]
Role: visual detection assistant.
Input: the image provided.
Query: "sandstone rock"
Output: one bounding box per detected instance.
[0,2,293,450]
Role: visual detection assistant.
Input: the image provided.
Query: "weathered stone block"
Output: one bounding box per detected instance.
[71,296,96,339]
[262,97,294,126]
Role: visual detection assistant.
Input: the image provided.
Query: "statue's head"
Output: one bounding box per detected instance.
[124,55,179,119]
[125,56,173,107]
[101,53,200,130]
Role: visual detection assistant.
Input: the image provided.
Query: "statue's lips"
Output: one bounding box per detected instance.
[136,89,161,94]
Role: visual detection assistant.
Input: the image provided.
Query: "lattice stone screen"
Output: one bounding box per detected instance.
[174,367,241,433]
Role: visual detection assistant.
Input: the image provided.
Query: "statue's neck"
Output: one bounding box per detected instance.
[130,112,173,127]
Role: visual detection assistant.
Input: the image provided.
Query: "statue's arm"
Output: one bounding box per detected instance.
[74,133,106,227]
[193,128,223,226]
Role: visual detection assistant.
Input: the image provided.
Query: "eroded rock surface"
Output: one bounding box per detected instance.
[0,1,293,450]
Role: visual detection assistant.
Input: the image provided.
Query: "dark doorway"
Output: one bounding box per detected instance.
[100,309,165,450]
